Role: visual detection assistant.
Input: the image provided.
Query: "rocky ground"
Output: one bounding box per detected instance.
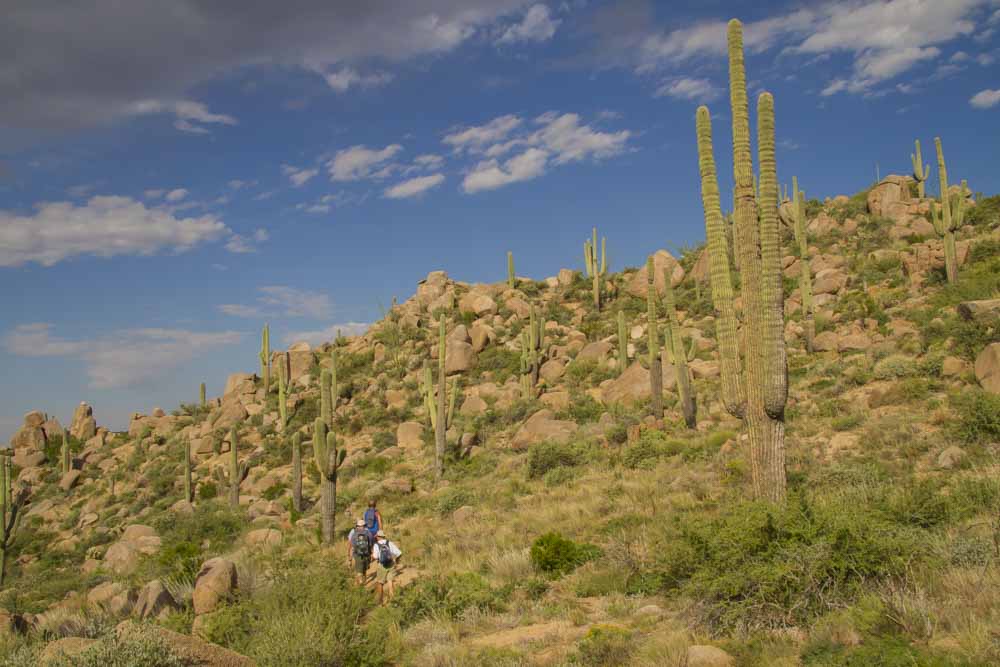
[1,176,999,666]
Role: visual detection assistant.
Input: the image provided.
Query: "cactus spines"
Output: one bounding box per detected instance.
[646,256,663,420]
[617,310,628,375]
[312,419,346,543]
[228,425,250,509]
[931,137,963,284]
[199,382,206,408]
[694,18,787,503]
[662,269,697,428]
[507,251,516,288]
[911,139,930,198]
[259,324,271,393]
[291,432,302,513]
[584,227,607,311]
[1,450,26,585]
[435,317,448,480]
[183,438,192,503]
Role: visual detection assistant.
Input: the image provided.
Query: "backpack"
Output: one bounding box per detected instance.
[377,541,394,567]
[364,508,378,532]
[352,530,371,559]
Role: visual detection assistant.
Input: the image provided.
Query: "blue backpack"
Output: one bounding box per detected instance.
[364,508,379,533]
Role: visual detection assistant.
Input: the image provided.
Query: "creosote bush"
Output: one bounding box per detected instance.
[530,532,602,577]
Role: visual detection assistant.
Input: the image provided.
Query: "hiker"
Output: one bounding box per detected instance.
[363,499,384,540]
[371,530,402,605]
[347,519,373,584]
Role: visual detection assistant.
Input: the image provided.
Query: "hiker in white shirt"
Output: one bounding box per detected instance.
[371,530,402,604]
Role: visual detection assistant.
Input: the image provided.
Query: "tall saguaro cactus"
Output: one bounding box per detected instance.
[931,137,964,284]
[617,310,628,375]
[276,352,289,431]
[694,19,788,503]
[313,418,346,544]
[259,324,271,393]
[911,139,930,198]
[584,227,607,311]
[183,438,192,503]
[662,270,697,428]
[507,251,516,288]
[520,304,543,397]
[792,177,815,353]
[436,318,448,480]
[199,382,206,409]
[59,424,71,475]
[423,363,456,432]
[291,432,302,513]
[646,256,663,420]
[227,426,250,509]
[320,369,333,428]
[1,451,26,586]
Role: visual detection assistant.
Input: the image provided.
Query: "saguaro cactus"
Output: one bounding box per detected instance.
[199,382,206,409]
[694,18,788,503]
[520,304,544,397]
[435,318,447,480]
[931,137,964,284]
[662,270,697,428]
[182,438,192,503]
[617,310,628,375]
[313,418,346,544]
[423,363,456,432]
[227,426,250,509]
[276,352,288,431]
[59,424,71,475]
[584,227,607,311]
[646,256,663,420]
[1,451,27,585]
[320,369,333,428]
[792,177,815,353]
[259,324,271,393]
[507,251,516,289]
[291,432,302,513]
[911,139,930,198]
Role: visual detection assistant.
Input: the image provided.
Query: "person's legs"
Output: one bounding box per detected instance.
[375,564,389,604]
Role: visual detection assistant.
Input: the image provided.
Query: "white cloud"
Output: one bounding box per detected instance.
[144,189,165,199]
[282,322,369,347]
[0,196,229,267]
[951,50,970,62]
[654,77,722,102]
[224,228,269,253]
[384,173,446,199]
[219,285,333,319]
[443,115,523,153]
[128,99,237,134]
[977,52,996,65]
[4,323,241,389]
[281,164,319,187]
[530,112,630,165]
[970,88,1000,108]
[165,188,188,202]
[296,203,331,214]
[463,148,549,193]
[227,179,249,190]
[320,66,394,92]
[413,154,445,169]
[497,4,561,44]
[327,144,403,181]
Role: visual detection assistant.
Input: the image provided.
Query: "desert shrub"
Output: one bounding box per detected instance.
[372,430,396,451]
[872,354,918,380]
[948,388,1000,444]
[557,392,604,423]
[473,346,522,383]
[965,194,1000,227]
[530,532,602,577]
[394,572,508,625]
[527,440,586,479]
[43,626,186,667]
[574,625,634,666]
[831,413,865,432]
[197,481,218,500]
[649,490,928,632]
[150,501,245,580]
[565,359,617,390]
[622,430,683,469]
[836,291,886,325]
[543,465,578,487]
[434,486,475,516]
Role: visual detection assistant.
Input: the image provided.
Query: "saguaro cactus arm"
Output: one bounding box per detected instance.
[911,139,929,198]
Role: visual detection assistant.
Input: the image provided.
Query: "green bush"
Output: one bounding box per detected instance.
[527,440,585,479]
[197,481,218,500]
[394,572,509,625]
[45,625,186,667]
[530,532,602,577]
[372,430,397,451]
[573,625,634,666]
[964,194,1000,227]
[622,429,683,469]
[949,389,1000,444]
[872,354,918,380]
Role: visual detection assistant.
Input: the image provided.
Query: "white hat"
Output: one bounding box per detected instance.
[356,519,365,527]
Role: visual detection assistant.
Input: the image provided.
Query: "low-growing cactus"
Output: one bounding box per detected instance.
[662,270,697,428]
[313,418,346,543]
[291,432,302,513]
[617,310,628,375]
[584,227,607,311]
[507,251,516,288]
[646,256,663,420]
[911,139,930,198]
[931,137,965,284]
[259,323,271,393]
[792,177,815,353]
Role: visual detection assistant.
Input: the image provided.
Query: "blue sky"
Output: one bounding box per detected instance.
[2,0,999,439]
